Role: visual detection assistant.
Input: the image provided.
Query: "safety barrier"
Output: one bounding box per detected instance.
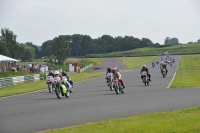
[80,63,94,73]
[0,74,40,88]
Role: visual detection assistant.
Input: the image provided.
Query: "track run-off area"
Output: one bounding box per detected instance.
[1,55,200,133]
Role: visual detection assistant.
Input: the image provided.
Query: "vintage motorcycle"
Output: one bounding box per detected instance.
[113,78,124,94]
[162,69,167,78]
[46,75,54,93]
[53,77,69,99]
[106,72,113,91]
[152,63,155,68]
[141,71,149,86]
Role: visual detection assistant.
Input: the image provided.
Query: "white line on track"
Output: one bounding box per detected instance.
[167,56,181,88]
[0,76,105,99]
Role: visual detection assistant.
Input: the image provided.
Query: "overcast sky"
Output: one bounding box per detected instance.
[0,0,200,46]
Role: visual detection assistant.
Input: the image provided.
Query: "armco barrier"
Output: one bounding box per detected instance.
[80,63,94,73]
[0,74,40,88]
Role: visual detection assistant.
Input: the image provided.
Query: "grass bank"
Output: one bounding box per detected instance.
[85,42,200,57]
[40,107,200,133]
[170,54,200,88]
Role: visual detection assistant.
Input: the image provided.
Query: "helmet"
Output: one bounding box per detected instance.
[54,71,59,77]
[113,66,117,70]
[107,67,111,72]
[107,67,111,70]
[142,64,146,68]
[49,70,53,74]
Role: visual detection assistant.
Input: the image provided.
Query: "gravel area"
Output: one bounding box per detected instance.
[92,58,127,72]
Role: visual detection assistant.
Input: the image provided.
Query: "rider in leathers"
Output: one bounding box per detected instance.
[140,64,151,82]
[160,63,168,75]
[105,67,113,85]
[112,66,125,88]
[61,71,74,88]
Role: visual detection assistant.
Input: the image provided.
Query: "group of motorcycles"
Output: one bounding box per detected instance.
[105,72,124,94]
[46,72,73,99]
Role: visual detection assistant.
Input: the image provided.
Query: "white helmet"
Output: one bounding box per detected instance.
[54,71,59,77]
[161,61,164,64]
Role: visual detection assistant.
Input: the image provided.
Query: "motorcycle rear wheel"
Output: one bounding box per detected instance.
[65,91,69,97]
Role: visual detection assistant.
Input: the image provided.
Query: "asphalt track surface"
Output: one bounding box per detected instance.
[1,55,200,133]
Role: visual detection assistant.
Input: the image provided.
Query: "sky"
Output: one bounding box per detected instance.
[0,0,200,46]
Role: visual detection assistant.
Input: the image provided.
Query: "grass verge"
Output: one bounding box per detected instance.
[39,107,200,133]
[170,71,200,88]
[170,54,200,88]
[119,56,158,70]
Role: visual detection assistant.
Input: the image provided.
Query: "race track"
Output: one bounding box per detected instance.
[1,55,200,133]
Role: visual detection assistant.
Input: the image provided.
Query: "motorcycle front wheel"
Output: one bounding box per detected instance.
[55,86,62,99]
[48,83,53,93]
[114,85,119,94]
[109,80,113,91]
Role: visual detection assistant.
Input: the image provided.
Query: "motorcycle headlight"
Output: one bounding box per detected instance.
[53,80,57,84]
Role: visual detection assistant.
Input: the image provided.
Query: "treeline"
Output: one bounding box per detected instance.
[0,28,42,62]
[1,28,164,64]
[42,34,161,58]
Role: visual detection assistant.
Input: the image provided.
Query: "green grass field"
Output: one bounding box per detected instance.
[40,107,200,133]
[170,54,200,88]
[85,42,200,57]
[120,56,157,70]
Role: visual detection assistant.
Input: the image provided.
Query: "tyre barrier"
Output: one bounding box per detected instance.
[0,74,40,88]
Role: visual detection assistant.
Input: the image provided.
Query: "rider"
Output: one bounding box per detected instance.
[140,64,151,82]
[152,62,155,67]
[105,67,112,84]
[61,71,73,88]
[160,63,168,75]
[112,66,125,88]
[106,67,112,75]
[47,70,54,77]
[156,59,159,64]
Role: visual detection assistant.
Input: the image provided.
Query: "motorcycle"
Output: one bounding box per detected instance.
[162,69,166,78]
[46,75,54,93]
[113,78,124,94]
[106,72,113,91]
[152,63,155,68]
[156,61,159,65]
[53,77,69,99]
[141,71,149,86]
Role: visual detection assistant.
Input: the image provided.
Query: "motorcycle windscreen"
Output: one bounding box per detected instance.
[60,84,67,94]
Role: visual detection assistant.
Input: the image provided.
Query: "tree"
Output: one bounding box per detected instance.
[0,40,9,55]
[54,36,71,64]
[170,38,179,45]
[164,37,171,45]
[0,28,19,58]
[198,39,200,42]
[21,46,35,61]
